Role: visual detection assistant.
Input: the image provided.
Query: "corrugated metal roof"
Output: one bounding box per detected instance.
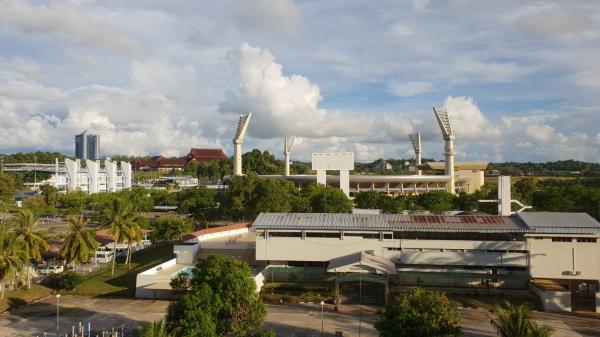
[252,213,529,233]
[516,212,600,233]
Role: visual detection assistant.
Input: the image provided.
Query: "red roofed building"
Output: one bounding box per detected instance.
[132,156,187,172]
[132,149,228,172]
[186,148,228,164]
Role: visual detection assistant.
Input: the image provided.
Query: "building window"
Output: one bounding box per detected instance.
[344,232,379,239]
[306,232,340,238]
[551,237,572,242]
[386,247,402,251]
[576,238,597,243]
[383,233,393,239]
[269,231,302,238]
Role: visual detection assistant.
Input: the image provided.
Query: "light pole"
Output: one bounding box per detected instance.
[55,294,61,337]
[320,301,325,337]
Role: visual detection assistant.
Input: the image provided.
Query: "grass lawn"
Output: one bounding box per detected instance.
[68,244,174,297]
[0,285,53,313]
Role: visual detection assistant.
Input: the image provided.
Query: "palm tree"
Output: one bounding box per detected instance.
[490,302,553,337]
[102,198,133,276]
[139,319,170,337]
[13,209,49,288]
[122,211,144,270]
[60,215,99,273]
[0,233,28,298]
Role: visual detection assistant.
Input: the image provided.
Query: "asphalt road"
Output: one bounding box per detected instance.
[1,296,600,337]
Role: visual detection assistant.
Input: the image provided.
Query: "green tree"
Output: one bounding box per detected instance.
[0,233,28,298]
[39,184,59,209]
[490,302,553,337]
[454,192,479,212]
[302,184,353,213]
[13,209,49,288]
[140,319,171,337]
[354,191,382,209]
[153,215,193,242]
[60,215,99,272]
[177,188,218,221]
[0,173,16,201]
[58,190,90,214]
[166,255,266,337]
[101,198,133,276]
[242,150,282,175]
[375,287,461,337]
[417,191,456,214]
[247,179,296,216]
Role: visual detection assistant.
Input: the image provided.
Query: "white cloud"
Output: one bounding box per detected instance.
[388,80,432,97]
[229,0,302,37]
[0,0,140,55]
[442,96,501,140]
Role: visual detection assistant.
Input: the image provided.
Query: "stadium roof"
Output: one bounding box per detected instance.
[420,162,489,171]
[517,212,600,234]
[252,213,529,233]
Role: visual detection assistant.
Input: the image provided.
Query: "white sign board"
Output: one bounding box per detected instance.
[311,152,354,171]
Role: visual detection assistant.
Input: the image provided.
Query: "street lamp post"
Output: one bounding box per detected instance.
[320,301,325,337]
[55,294,61,337]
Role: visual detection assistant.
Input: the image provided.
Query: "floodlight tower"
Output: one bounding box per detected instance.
[283,136,295,176]
[233,112,252,176]
[433,107,456,194]
[409,133,422,176]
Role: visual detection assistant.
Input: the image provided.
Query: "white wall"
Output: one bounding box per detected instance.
[135,258,178,298]
[256,235,527,267]
[527,237,600,280]
[174,244,200,265]
[530,284,572,312]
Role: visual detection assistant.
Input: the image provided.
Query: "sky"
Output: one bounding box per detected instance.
[0,0,599,163]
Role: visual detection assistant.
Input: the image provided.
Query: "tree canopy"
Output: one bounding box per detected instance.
[375,287,461,337]
[166,254,266,337]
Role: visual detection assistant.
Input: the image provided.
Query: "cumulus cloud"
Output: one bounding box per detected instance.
[0,0,140,55]
[442,96,501,140]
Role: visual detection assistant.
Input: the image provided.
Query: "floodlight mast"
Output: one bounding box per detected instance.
[433,107,456,194]
[233,112,252,176]
[409,133,422,176]
[283,136,295,176]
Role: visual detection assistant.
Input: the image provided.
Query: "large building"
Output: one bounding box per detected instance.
[135,210,600,312]
[75,130,100,160]
[132,148,227,171]
[48,158,132,194]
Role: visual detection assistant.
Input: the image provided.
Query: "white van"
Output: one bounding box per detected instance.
[38,265,64,275]
[95,250,115,263]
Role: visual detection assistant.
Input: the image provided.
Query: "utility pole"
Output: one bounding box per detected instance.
[56,294,61,337]
[358,273,362,337]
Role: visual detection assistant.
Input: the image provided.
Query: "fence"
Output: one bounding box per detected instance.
[392,271,531,289]
[262,266,328,283]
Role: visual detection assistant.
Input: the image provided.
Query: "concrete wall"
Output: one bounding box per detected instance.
[527,237,600,280]
[135,258,177,299]
[174,244,200,265]
[530,284,572,312]
[256,235,527,268]
[254,268,266,293]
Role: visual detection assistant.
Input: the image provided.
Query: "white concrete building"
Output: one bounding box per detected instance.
[47,158,132,194]
[252,212,600,312]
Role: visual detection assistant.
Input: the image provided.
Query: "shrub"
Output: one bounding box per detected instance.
[46,271,82,291]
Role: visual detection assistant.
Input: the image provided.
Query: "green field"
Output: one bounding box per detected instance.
[0,285,53,313]
[69,244,174,297]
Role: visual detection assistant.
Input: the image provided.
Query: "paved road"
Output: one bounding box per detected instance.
[2,296,600,337]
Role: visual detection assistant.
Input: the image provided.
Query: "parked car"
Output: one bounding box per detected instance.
[38,265,64,275]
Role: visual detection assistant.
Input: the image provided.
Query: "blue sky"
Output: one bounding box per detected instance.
[0,0,599,162]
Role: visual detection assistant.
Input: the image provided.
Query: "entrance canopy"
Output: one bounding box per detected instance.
[327,251,397,275]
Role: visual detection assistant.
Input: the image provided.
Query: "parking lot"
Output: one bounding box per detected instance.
[2,296,600,337]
